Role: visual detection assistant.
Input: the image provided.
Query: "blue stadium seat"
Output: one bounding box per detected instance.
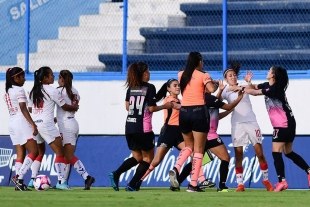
[97,0,310,72]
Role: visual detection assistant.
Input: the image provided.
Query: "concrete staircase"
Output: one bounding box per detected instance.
[0,0,202,72]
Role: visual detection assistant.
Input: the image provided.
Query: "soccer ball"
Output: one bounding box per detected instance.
[33,175,51,191]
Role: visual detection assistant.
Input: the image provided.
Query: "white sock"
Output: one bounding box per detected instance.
[64,164,70,181]
[31,160,41,178]
[55,162,67,184]
[18,155,34,180]
[261,169,269,181]
[236,173,243,185]
[73,159,89,180]
[15,160,23,175]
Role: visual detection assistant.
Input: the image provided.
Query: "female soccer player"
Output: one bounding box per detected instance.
[221,62,273,192]
[230,66,310,192]
[139,78,203,190]
[203,80,244,192]
[109,62,173,191]
[169,52,213,192]
[28,66,78,190]
[4,67,39,191]
[56,70,95,190]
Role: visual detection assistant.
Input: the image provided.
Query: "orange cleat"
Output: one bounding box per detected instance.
[235,184,245,192]
[274,180,289,192]
[262,180,274,191]
[308,174,310,188]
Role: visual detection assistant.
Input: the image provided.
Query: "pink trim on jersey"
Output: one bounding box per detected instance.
[268,107,288,127]
[143,107,153,133]
[265,97,288,127]
[207,108,220,140]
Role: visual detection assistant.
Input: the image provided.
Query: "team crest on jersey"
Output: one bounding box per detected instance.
[217,138,221,143]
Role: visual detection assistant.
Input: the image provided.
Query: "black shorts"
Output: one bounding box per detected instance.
[272,125,296,143]
[204,137,224,150]
[157,125,184,149]
[126,132,155,151]
[179,105,210,133]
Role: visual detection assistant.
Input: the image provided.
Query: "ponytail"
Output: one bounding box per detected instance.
[155,78,178,102]
[5,67,24,93]
[125,62,149,88]
[59,70,74,101]
[29,66,51,108]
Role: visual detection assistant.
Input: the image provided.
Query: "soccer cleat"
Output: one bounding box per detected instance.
[135,180,142,191]
[12,178,31,191]
[199,178,216,189]
[308,174,310,188]
[186,184,205,192]
[274,180,289,192]
[235,184,245,192]
[56,181,73,190]
[125,185,137,192]
[217,186,229,192]
[84,175,95,190]
[109,172,119,191]
[169,167,180,188]
[169,186,180,191]
[262,180,274,191]
[28,178,34,188]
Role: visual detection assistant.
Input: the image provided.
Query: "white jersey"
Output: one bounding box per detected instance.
[29,84,65,123]
[3,86,28,120]
[221,81,257,126]
[56,86,80,123]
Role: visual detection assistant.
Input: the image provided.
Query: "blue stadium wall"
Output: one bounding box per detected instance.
[1,135,310,189]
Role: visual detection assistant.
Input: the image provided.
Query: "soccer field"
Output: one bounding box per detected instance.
[0,187,309,207]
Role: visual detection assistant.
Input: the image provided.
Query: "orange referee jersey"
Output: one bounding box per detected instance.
[163,96,180,126]
[178,70,211,106]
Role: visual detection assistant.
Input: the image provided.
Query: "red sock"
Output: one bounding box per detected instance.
[235,167,243,185]
[260,162,269,181]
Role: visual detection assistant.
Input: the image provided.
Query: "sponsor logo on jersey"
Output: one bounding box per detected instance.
[127,117,137,123]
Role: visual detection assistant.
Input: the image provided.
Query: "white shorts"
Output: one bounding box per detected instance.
[35,121,61,145]
[8,117,36,145]
[58,119,79,146]
[231,122,262,147]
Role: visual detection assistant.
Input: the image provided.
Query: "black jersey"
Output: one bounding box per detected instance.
[258,82,295,128]
[125,82,157,134]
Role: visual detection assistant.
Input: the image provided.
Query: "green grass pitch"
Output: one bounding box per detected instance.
[0,187,309,207]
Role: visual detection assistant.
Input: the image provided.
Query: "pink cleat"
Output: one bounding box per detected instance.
[308,174,310,188]
[274,180,289,192]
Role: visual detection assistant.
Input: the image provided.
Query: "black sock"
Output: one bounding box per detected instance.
[219,160,229,189]
[272,152,285,182]
[114,157,138,178]
[178,162,192,185]
[285,151,310,174]
[129,161,150,188]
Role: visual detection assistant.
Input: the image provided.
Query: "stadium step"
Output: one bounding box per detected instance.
[79,14,185,27]
[140,23,310,53]
[17,53,104,71]
[37,39,143,54]
[98,50,310,72]
[181,1,310,26]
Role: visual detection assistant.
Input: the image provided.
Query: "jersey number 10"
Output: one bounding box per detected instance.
[128,96,145,116]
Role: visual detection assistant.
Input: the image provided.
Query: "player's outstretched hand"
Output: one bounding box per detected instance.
[218,80,226,90]
[243,70,254,83]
